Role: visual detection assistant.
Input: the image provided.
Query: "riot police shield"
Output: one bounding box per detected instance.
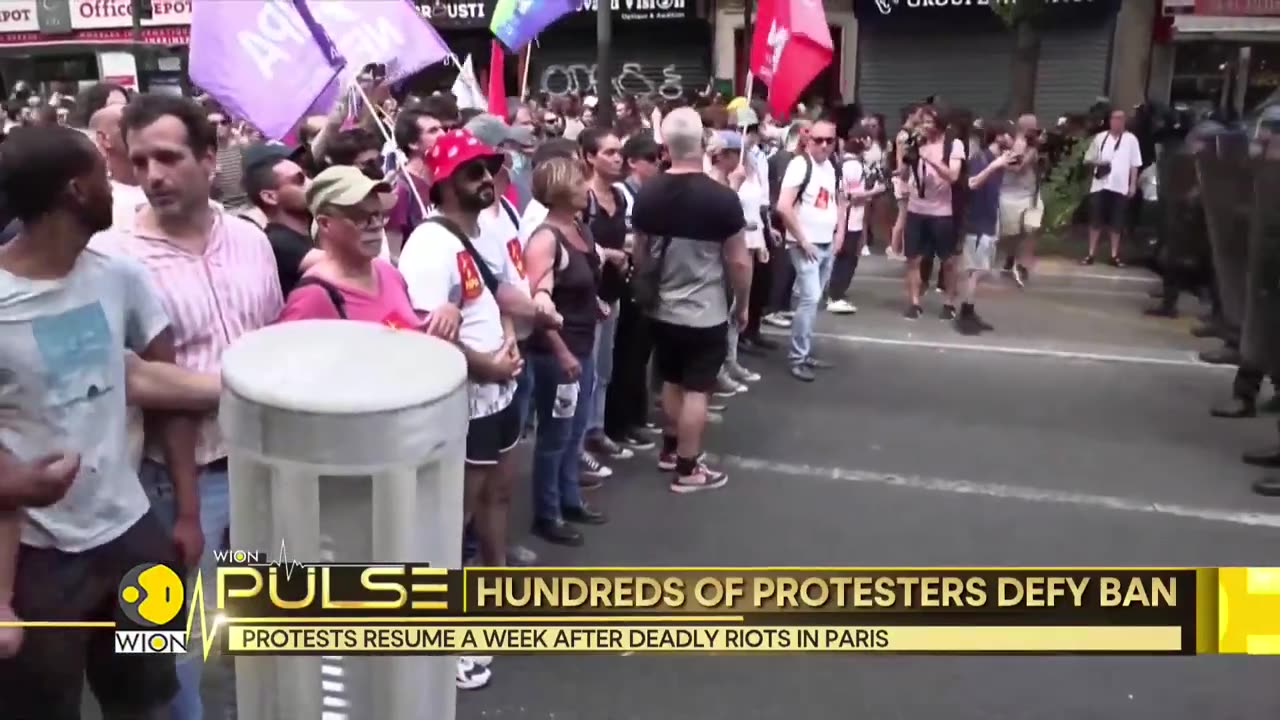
[1196,131,1252,339]
[1155,139,1207,273]
[1241,132,1280,379]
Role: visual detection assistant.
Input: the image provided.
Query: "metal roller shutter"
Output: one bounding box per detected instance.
[1033,20,1116,124]
[530,46,708,102]
[856,28,1013,120]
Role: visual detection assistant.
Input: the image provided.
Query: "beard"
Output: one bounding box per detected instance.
[459,182,496,213]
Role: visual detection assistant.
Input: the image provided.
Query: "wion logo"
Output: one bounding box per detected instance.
[114,563,188,655]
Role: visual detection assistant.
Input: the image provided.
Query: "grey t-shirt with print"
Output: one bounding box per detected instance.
[0,248,169,552]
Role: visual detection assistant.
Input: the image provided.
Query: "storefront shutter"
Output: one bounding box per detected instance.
[530,45,709,102]
[856,28,1013,121]
[1033,20,1116,124]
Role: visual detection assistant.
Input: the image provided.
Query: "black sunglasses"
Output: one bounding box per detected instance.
[809,136,837,145]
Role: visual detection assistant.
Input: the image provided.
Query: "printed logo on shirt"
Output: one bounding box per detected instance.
[814,188,831,210]
[457,251,484,302]
[381,311,414,330]
[506,238,526,279]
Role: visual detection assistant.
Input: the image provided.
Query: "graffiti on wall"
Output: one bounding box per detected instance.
[538,61,692,100]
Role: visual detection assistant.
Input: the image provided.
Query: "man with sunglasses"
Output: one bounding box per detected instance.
[242,142,314,296]
[776,118,847,383]
[398,130,526,690]
[208,107,248,209]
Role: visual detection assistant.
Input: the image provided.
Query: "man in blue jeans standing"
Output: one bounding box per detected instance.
[776,118,848,383]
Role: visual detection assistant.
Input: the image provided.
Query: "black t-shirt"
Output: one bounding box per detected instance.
[265,222,312,297]
[632,171,745,328]
[582,186,628,304]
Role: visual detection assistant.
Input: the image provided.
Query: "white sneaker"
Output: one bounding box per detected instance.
[763,312,792,328]
[456,657,491,690]
[580,451,613,479]
[468,655,493,666]
[826,299,857,315]
[860,245,871,257]
[727,362,761,384]
[780,311,795,320]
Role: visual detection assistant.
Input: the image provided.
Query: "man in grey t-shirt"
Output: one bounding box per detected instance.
[632,109,752,493]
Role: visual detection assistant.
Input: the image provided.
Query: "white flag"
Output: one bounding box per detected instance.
[451,55,485,111]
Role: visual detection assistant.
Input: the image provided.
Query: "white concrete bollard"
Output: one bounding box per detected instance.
[219,321,468,720]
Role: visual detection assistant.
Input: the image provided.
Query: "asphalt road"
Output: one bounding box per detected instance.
[79,262,1280,719]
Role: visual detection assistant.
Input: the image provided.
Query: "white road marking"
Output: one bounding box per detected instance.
[711,454,1280,530]
[770,329,1231,370]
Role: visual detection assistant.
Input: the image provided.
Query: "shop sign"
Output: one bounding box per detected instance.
[855,0,1118,24]
[72,0,192,29]
[414,0,495,29]
[1195,0,1280,15]
[577,0,692,22]
[36,0,72,34]
[0,1,39,32]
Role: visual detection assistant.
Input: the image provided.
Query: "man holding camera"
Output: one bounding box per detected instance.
[999,114,1043,287]
[900,106,966,320]
[1082,109,1142,267]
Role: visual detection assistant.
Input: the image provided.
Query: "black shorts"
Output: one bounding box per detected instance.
[0,511,180,720]
[1089,190,1127,231]
[904,213,958,260]
[466,400,522,466]
[651,320,728,394]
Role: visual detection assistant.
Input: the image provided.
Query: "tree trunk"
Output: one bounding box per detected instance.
[1009,19,1041,117]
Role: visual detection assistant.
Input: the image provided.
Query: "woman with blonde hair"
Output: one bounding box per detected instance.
[523,157,621,546]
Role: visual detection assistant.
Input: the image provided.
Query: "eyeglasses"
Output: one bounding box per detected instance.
[335,207,385,232]
[809,136,836,146]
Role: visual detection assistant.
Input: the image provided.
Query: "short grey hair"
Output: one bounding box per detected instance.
[662,108,704,162]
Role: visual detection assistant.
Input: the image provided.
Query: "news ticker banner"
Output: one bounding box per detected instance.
[114,566,1280,657]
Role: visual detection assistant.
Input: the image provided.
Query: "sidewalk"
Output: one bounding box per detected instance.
[855,254,1159,292]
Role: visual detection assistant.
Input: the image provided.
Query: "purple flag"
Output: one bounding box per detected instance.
[490,0,580,52]
[189,0,345,140]
[306,0,453,113]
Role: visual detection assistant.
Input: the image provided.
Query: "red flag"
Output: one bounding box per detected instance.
[749,0,833,120]
[488,40,508,119]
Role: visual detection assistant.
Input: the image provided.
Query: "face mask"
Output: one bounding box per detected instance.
[507,150,529,176]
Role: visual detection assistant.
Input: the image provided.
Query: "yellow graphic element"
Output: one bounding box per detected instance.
[120,564,185,626]
[1217,567,1280,654]
[185,570,221,662]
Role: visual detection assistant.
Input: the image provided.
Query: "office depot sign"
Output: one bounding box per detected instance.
[0,0,190,33]
[73,0,191,28]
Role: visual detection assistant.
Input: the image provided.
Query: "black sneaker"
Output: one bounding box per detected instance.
[803,356,833,370]
[618,432,656,451]
[939,304,957,321]
[586,433,634,461]
[671,461,728,494]
[789,364,816,382]
[955,310,984,336]
[532,518,583,546]
[1080,255,1095,266]
[1109,255,1125,268]
[562,504,607,525]
[905,304,924,320]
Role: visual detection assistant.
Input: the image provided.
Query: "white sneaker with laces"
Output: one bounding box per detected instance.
[727,362,761,383]
[456,657,491,690]
[826,299,857,315]
[763,312,792,328]
[580,451,613,479]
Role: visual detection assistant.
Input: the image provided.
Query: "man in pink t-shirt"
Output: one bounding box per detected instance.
[277,166,460,338]
[900,105,966,320]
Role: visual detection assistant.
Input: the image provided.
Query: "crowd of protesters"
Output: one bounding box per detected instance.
[0,67,1164,716]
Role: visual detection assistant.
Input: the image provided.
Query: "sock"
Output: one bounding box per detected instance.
[675,455,699,475]
[662,434,678,455]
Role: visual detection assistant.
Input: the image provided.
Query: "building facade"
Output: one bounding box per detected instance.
[1151,0,1280,115]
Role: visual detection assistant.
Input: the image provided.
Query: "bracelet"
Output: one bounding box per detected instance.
[534,288,553,299]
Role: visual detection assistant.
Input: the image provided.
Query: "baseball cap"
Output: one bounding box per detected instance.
[465,113,535,150]
[242,141,301,172]
[733,106,760,129]
[715,130,744,152]
[306,165,391,215]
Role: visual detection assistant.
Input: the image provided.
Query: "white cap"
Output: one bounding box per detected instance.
[583,95,598,109]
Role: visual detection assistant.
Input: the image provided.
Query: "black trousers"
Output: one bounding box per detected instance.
[745,251,772,340]
[767,240,796,314]
[828,230,862,301]
[604,295,652,439]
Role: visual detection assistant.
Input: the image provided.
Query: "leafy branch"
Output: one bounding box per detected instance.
[1040,139,1090,233]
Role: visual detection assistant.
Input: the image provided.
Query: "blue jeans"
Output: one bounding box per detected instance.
[589,300,619,434]
[788,242,835,364]
[139,459,231,720]
[531,350,595,522]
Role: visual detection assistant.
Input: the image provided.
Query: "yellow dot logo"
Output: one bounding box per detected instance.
[232,550,247,564]
[118,563,185,627]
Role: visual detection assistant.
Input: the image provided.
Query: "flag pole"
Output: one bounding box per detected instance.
[354,82,429,218]
[520,40,534,101]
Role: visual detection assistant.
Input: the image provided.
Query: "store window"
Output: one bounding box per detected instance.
[1245,44,1280,111]
[1169,41,1235,111]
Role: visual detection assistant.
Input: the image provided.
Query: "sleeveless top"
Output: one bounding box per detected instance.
[528,222,601,359]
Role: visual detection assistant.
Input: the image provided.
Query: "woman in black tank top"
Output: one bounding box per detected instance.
[523,157,608,546]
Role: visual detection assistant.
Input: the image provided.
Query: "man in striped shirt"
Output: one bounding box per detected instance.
[93,94,283,720]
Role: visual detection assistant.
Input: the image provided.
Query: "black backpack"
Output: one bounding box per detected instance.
[294,277,348,319]
[791,154,843,208]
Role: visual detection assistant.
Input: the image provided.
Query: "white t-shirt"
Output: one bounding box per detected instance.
[476,198,532,341]
[1087,131,1143,196]
[111,180,148,232]
[781,154,840,245]
[0,249,169,552]
[518,199,548,245]
[398,216,516,419]
[841,157,875,232]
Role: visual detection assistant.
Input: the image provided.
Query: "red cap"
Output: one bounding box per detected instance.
[425,129,504,184]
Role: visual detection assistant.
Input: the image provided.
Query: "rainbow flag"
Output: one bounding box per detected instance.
[490,0,580,52]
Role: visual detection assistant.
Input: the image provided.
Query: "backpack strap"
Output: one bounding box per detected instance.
[793,155,814,207]
[498,197,520,229]
[294,277,348,319]
[424,216,501,297]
